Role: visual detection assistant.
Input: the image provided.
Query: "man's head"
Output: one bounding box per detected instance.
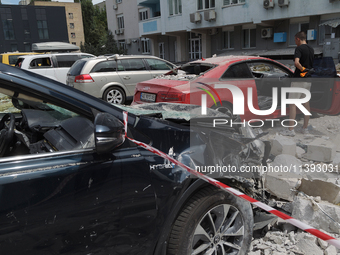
[294,31,307,46]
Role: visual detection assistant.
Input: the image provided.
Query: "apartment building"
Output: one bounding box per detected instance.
[30,1,85,47]
[0,4,68,53]
[107,0,340,64]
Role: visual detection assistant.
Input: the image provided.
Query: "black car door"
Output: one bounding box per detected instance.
[0,145,157,254]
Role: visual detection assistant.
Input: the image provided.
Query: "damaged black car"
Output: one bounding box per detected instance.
[0,63,269,255]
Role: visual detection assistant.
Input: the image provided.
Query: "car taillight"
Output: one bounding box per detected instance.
[74,74,94,83]
[157,91,186,102]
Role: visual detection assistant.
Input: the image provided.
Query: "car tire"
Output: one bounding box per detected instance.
[167,186,253,255]
[212,102,234,118]
[103,87,126,105]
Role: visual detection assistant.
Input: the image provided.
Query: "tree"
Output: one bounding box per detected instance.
[80,0,116,55]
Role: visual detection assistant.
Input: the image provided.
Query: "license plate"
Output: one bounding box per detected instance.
[141,92,156,102]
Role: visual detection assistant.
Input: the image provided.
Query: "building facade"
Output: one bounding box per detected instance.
[30,2,85,47]
[0,4,68,53]
[107,0,340,63]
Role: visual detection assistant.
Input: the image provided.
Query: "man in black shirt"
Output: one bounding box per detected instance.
[280,31,314,137]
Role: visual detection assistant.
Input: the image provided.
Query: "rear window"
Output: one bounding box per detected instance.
[9,55,21,65]
[68,60,87,76]
[91,60,117,72]
[56,55,81,68]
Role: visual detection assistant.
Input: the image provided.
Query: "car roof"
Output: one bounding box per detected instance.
[190,55,272,66]
[18,52,93,60]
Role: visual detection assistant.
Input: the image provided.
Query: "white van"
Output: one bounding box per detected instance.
[16,53,94,84]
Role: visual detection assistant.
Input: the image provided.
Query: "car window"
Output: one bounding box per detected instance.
[9,55,21,66]
[91,60,117,72]
[221,63,253,79]
[144,58,173,70]
[29,57,52,68]
[120,59,147,71]
[247,61,290,78]
[80,54,94,59]
[68,59,87,76]
[0,88,95,157]
[56,55,81,68]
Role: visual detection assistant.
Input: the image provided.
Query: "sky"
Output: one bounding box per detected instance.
[2,0,104,6]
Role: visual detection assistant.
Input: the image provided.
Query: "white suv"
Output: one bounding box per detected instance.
[16,53,94,84]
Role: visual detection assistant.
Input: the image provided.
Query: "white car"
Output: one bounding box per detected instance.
[16,52,94,84]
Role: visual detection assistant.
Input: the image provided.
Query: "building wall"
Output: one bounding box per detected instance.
[109,0,340,63]
[107,0,147,55]
[31,2,85,47]
[0,5,68,53]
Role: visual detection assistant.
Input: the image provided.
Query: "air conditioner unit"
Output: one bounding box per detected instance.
[263,0,274,8]
[204,10,216,21]
[119,28,124,34]
[113,4,118,10]
[278,0,289,6]
[115,29,120,35]
[261,28,273,38]
[190,12,201,23]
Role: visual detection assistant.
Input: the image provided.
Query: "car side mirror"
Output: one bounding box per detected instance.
[94,112,125,154]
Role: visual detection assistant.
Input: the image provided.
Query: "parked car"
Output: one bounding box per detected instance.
[0,63,269,254]
[0,52,39,66]
[66,54,176,105]
[15,52,94,84]
[132,56,340,120]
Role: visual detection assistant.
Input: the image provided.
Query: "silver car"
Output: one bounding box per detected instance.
[66,54,176,104]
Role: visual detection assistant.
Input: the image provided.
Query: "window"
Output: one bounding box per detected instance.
[117,15,124,29]
[37,20,49,39]
[36,9,48,40]
[169,0,182,15]
[319,24,340,45]
[197,0,215,10]
[141,38,150,53]
[29,57,53,68]
[56,55,81,68]
[243,28,256,48]
[223,0,245,6]
[70,23,74,29]
[120,59,147,71]
[116,0,122,3]
[139,9,148,21]
[71,33,76,38]
[289,22,309,46]
[68,13,73,19]
[145,58,173,70]
[72,42,77,45]
[23,20,30,39]
[21,8,28,20]
[91,60,117,72]
[189,33,202,60]
[159,42,165,59]
[118,40,126,50]
[221,63,253,79]
[1,8,15,40]
[223,31,234,49]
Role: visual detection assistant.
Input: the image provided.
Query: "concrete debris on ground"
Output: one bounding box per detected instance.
[252,114,340,254]
[249,226,340,255]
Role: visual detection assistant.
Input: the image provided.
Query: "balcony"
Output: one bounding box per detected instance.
[139,16,162,36]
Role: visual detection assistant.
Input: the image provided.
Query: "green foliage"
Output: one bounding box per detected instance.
[80,0,121,56]
[80,30,126,56]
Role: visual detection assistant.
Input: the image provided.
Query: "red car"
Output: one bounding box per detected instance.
[132,56,340,121]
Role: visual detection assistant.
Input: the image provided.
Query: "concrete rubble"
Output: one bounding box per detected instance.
[252,120,340,254]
